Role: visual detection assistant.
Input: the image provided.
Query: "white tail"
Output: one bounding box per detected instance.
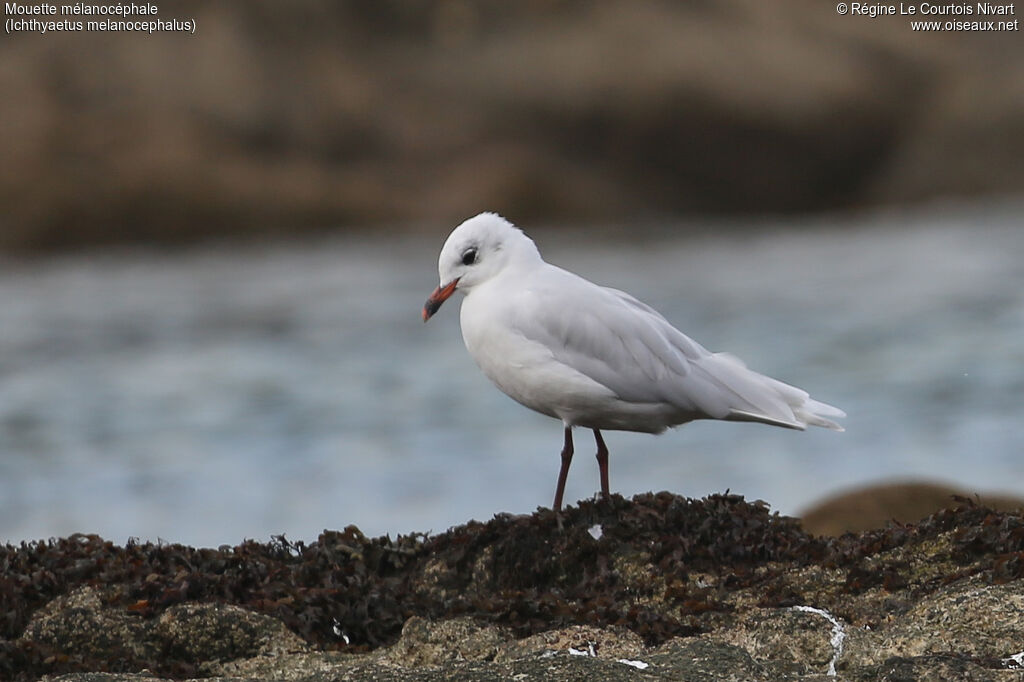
[708,352,846,432]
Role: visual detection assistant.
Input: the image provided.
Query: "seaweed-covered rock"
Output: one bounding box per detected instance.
[7,493,1024,680]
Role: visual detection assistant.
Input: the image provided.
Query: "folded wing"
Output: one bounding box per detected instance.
[510,268,845,431]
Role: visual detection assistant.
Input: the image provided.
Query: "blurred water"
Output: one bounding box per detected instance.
[1,202,1022,547]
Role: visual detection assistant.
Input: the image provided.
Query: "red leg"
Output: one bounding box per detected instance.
[594,429,610,500]
[553,426,574,511]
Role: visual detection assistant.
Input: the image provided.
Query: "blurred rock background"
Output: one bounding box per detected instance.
[3,0,1022,251]
[799,481,1024,536]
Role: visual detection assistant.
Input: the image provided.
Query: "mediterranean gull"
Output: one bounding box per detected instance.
[423,213,845,511]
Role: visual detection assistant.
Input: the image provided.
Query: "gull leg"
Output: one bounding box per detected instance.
[553,426,574,511]
[593,429,610,500]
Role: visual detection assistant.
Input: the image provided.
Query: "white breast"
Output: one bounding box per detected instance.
[458,276,686,432]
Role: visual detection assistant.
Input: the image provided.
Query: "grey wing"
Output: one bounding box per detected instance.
[508,276,729,417]
[511,274,837,428]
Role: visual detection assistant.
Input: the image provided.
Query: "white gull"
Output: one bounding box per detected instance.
[423,213,845,510]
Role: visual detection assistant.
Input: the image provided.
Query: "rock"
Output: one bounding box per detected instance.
[707,607,840,675]
[2,1,1022,251]
[845,656,1022,682]
[19,587,307,679]
[494,623,645,662]
[44,671,162,675]
[378,616,512,667]
[845,577,1024,667]
[646,637,809,681]
[799,481,1024,536]
[21,586,156,663]
[8,494,1024,681]
[210,650,375,681]
[154,602,309,664]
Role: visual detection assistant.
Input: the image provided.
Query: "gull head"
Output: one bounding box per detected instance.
[423,212,539,321]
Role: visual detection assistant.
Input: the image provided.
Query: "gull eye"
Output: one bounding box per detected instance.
[461,247,478,266]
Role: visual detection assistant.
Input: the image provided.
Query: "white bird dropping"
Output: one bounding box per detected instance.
[423,213,845,511]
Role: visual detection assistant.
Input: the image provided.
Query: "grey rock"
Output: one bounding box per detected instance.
[23,587,308,679]
[38,610,1024,682]
[377,616,512,667]
[42,671,160,675]
[845,576,1024,667]
[494,623,645,662]
[443,655,664,680]
[24,586,156,662]
[645,637,773,681]
[845,655,1021,682]
[706,607,840,675]
[221,654,663,682]
[210,651,374,681]
[155,602,308,664]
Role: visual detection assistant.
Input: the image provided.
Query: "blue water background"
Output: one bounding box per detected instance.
[1,201,1021,546]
